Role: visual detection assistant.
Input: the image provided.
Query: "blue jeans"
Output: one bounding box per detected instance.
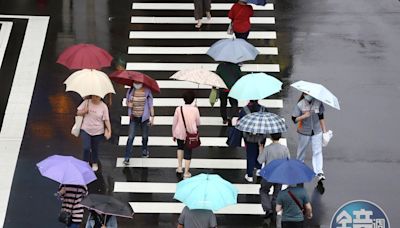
[80,130,104,163]
[296,132,323,174]
[68,222,80,228]
[124,117,149,160]
[245,142,261,177]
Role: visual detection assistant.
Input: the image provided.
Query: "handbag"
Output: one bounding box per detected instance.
[227,22,233,35]
[288,190,306,215]
[71,100,89,137]
[180,106,201,149]
[58,210,73,226]
[226,126,242,147]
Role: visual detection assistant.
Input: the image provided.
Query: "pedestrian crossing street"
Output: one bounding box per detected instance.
[114,1,281,217]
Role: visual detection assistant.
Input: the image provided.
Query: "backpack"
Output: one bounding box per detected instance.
[242,106,267,143]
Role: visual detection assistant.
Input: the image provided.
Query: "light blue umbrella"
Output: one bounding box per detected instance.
[173,173,238,211]
[228,73,282,100]
[206,38,259,63]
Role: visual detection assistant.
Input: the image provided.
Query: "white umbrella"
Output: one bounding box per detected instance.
[64,69,116,98]
[291,80,340,110]
[170,68,228,89]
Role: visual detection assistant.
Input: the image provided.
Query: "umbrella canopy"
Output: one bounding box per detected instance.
[228,73,282,100]
[236,112,287,134]
[174,173,238,211]
[109,70,160,93]
[57,43,113,70]
[291,80,340,110]
[260,159,315,185]
[36,155,97,185]
[81,194,134,218]
[206,38,259,63]
[244,0,267,6]
[64,69,116,98]
[170,68,228,89]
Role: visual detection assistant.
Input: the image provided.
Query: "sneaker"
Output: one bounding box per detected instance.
[245,174,253,183]
[256,169,261,177]
[317,173,326,181]
[142,150,149,158]
[123,159,130,165]
[91,163,98,171]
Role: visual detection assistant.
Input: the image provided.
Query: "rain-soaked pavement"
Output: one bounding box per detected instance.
[1,0,400,227]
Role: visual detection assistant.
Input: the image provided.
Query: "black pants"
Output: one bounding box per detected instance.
[177,139,193,160]
[234,31,250,40]
[282,221,304,228]
[219,89,238,121]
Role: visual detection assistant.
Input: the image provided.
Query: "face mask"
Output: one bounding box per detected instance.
[133,83,143,89]
[304,95,313,102]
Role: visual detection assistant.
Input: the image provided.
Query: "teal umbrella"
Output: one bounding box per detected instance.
[173,173,238,211]
[228,73,282,100]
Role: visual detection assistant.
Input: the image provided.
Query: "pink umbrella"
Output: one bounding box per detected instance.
[109,70,160,93]
[57,43,113,70]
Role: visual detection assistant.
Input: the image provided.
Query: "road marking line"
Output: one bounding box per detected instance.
[128,46,278,55]
[114,182,260,194]
[0,15,49,227]
[130,31,276,39]
[130,202,264,215]
[118,136,286,147]
[121,116,238,126]
[132,3,274,10]
[126,62,280,72]
[0,22,13,67]
[131,16,275,24]
[122,98,283,108]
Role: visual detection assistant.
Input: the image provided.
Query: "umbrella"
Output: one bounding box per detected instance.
[236,112,287,134]
[36,155,97,185]
[170,68,228,89]
[228,73,282,100]
[174,173,238,211]
[81,194,134,218]
[109,70,160,93]
[244,0,267,6]
[206,38,259,63]
[260,159,315,185]
[291,80,340,110]
[57,43,113,70]
[64,69,116,98]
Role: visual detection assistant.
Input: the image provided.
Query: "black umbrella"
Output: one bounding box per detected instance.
[80,194,134,218]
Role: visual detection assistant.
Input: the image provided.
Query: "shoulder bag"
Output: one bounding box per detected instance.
[288,190,306,215]
[180,106,201,149]
[71,100,89,137]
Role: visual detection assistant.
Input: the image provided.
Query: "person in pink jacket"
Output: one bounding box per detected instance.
[172,91,201,179]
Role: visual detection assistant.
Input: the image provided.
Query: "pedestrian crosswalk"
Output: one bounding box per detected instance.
[113,0,281,219]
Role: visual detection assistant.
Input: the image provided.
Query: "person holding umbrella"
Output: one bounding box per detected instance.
[228,0,254,40]
[85,210,117,228]
[77,95,112,171]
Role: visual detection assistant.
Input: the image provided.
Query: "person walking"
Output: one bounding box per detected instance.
[276,185,312,228]
[77,95,112,171]
[85,210,118,228]
[215,62,242,125]
[57,184,88,228]
[292,93,327,181]
[228,0,253,40]
[123,81,155,165]
[177,206,217,228]
[238,100,267,182]
[194,0,212,28]
[258,133,290,219]
[172,91,200,179]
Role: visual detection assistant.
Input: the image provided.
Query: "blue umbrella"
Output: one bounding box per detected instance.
[173,173,238,211]
[228,73,282,100]
[206,38,259,63]
[260,159,315,185]
[244,0,267,6]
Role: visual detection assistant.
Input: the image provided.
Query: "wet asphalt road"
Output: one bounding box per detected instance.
[1,0,400,227]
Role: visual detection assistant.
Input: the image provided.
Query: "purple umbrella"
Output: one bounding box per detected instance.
[37,155,97,185]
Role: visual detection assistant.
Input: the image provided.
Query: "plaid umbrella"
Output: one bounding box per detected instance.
[236,112,287,134]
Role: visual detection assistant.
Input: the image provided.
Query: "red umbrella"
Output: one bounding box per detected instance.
[109,70,160,93]
[57,43,113,70]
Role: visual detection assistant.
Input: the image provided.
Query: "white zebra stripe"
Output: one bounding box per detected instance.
[128,46,278,55]
[132,3,274,11]
[129,31,276,39]
[131,16,275,24]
